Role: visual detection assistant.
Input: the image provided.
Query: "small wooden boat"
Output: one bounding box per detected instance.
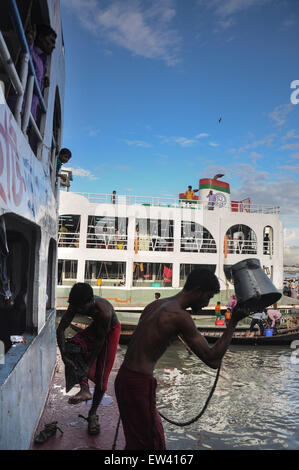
[119,324,299,346]
[70,315,299,347]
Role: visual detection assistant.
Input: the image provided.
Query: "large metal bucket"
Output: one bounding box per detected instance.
[230,258,281,312]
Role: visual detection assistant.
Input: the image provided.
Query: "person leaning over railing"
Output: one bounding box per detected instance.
[56,148,72,183]
[27,24,56,121]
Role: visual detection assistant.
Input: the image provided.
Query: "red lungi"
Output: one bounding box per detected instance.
[115,364,166,450]
[73,321,120,391]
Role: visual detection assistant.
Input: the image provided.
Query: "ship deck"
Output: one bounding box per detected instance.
[30,348,125,451]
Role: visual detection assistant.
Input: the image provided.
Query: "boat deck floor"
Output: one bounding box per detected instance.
[30,347,125,451]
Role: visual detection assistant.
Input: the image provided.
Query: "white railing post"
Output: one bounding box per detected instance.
[22,74,34,133]
[14,52,29,125]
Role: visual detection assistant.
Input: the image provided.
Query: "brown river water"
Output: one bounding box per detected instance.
[120,342,299,450]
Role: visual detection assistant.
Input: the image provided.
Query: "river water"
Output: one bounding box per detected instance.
[140,343,299,450]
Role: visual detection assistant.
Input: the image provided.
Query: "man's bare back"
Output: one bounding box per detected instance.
[123,290,248,376]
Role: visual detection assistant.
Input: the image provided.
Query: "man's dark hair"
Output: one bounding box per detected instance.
[59,148,72,158]
[36,24,57,38]
[68,283,94,306]
[183,268,220,293]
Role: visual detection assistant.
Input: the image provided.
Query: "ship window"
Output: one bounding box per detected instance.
[87,216,128,250]
[58,215,80,248]
[135,219,174,252]
[181,221,216,253]
[180,264,216,287]
[0,214,38,354]
[132,263,173,287]
[224,225,257,255]
[58,260,78,285]
[84,261,126,287]
[263,226,273,255]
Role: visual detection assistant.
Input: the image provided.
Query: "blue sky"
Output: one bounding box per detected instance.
[59,0,299,262]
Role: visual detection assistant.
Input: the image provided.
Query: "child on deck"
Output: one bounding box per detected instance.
[56,148,72,182]
[215,301,222,320]
[225,308,232,326]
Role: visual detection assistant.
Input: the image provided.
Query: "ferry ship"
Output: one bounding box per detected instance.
[57,176,284,311]
[0,0,65,449]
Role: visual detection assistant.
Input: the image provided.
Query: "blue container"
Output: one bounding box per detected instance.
[265,329,273,337]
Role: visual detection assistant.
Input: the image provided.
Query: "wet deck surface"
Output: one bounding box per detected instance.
[30,348,125,451]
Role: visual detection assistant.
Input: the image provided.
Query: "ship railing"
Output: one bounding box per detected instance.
[58,232,80,248]
[263,241,274,255]
[73,193,280,214]
[86,234,128,250]
[137,236,174,251]
[0,0,47,146]
[180,237,217,253]
[231,202,280,214]
[225,240,257,255]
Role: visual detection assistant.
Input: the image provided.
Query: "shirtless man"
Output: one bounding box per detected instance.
[57,283,120,435]
[114,268,249,450]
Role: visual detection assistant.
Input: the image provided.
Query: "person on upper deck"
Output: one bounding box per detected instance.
[26,24,57,122]
[114,268,249,450]
[184,185,198,202]
[111,190,117,204]
[207,190,216,210]
[56,283,121,436]
[7,24,56,123]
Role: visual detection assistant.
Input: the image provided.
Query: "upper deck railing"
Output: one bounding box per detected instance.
[73,192,280,215]
[0,0,57,160]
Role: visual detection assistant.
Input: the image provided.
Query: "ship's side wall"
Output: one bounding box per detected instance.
[0,0,64,449]
[0,310,56,450]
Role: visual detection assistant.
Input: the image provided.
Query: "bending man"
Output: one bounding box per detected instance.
[115,268,248,450]
[57,283,120,435]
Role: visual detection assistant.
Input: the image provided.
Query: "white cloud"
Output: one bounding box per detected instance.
[249,151,263,159]
[209,142,219,147]
[195,133,209,139]
[64,166,99,180]
[62,0,181,66]
[87,128,101,137]
[281,129,299,140]
[157,135,197,147]
[197,0,272,31]
[279,143,299,151]
[174,137,197,147]
[279,165,299,173]
[284,228,299,246]
[280,18,296,31]
[203,162,299,218]
[284,245,299,265]
[230,133,276,153]
[269,104,293,127]
[124,139,152,148]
